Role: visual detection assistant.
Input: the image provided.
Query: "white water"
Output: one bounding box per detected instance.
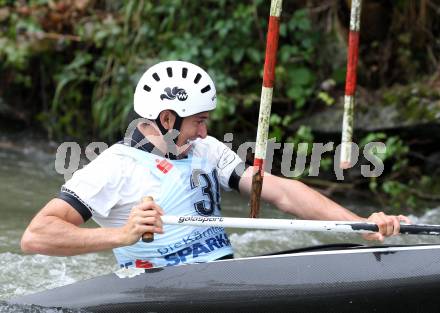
[0,141,439,312]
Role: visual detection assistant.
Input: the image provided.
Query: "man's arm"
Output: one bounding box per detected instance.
[238,167,410,240]
[21,198,163,256]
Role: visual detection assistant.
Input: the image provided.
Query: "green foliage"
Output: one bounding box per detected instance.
[277,9,319,112]
[1,1,437,141]
[283,125,316,178]
[0,7,38,69]
[382,84,440,123]
[317,91,335,106]
[360,132,429,210]
[0,1,328,141]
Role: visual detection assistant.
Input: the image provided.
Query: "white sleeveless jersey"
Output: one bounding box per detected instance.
[63,136,243,268]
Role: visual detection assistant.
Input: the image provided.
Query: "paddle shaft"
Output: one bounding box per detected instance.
[161,215,440,236]
[250,0,282,218]
[141,196,155,243]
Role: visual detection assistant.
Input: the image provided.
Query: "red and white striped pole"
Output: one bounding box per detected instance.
[340,0,362,169]
[250,0,282,218]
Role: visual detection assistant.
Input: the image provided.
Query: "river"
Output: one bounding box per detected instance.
[1,138,439,312]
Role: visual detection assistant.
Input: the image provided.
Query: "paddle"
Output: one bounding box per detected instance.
[160,215,440,236]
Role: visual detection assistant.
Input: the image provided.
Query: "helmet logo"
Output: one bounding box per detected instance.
[160,87,188,101]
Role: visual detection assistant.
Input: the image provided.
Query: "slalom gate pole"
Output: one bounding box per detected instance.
[340,0,362,169]
[250,0,282,218]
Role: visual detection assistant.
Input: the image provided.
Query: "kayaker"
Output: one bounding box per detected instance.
[21,60,411,268]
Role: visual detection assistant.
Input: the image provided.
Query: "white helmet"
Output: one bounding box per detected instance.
[134,61,217,119]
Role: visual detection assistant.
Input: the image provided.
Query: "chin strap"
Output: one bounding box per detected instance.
[155,112,184,160]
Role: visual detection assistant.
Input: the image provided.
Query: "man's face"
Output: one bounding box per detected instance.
[176,112,210,147]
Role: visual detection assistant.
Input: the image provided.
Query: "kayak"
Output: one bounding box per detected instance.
[10,243,440,312]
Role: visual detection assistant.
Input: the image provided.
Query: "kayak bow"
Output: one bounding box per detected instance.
[9,244,440,313]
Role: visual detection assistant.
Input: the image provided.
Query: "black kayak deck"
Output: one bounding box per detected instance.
[10,244,440,313]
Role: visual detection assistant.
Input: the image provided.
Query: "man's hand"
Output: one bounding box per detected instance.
[363,212,412,241]
[120,201,164,246]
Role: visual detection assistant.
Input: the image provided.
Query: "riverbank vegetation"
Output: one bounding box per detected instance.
[0,0,439,211]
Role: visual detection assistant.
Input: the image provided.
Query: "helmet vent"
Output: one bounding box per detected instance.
[194,73,202,84]
[201,85,211,93]
[143,85,151,92]
[182,67,188,78]
[152,73,160,81]
[166,67,173,77]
